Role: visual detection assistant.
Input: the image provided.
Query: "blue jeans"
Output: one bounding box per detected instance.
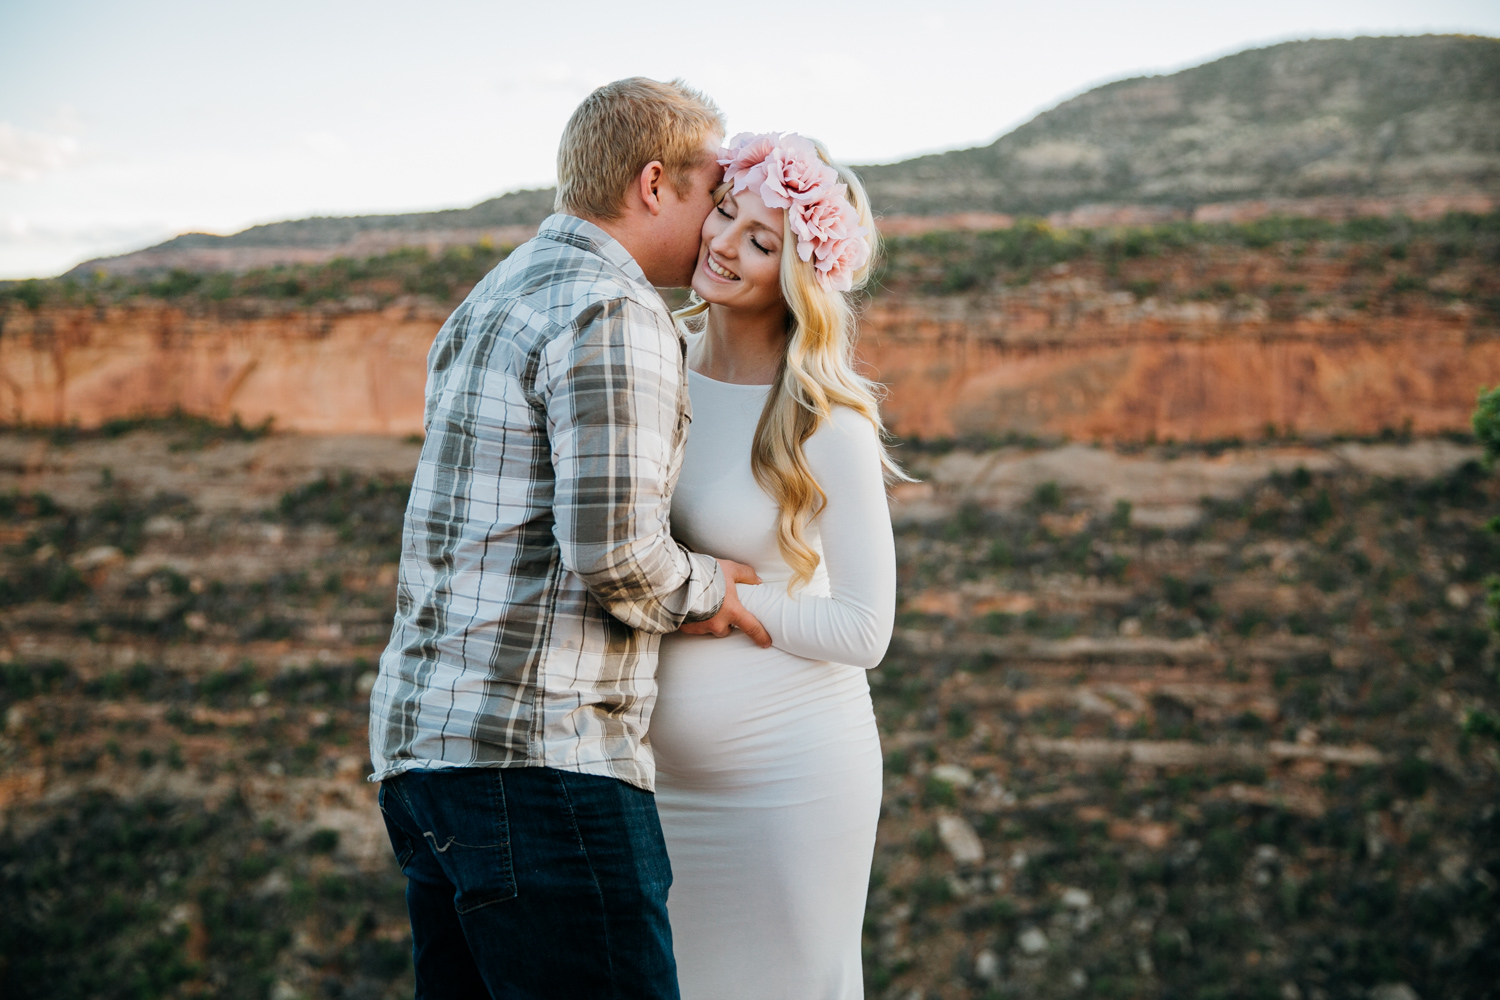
[378,766,679,1000]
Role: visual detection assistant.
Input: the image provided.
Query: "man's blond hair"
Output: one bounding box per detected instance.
[555,77,725,222]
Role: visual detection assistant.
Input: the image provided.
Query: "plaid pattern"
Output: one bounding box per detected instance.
[369,214,725,791]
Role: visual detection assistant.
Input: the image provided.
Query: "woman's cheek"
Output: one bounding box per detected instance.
[755,252,781,297]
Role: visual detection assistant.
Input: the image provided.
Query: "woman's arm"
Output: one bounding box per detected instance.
[734,407,896,668]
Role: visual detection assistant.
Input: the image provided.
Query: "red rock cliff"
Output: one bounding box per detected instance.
[2,258,1494,441]
[0,303,440,434]
[859,290,1498,442]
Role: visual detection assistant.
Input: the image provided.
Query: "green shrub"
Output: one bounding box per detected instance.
[1031,481,1063,510]
[1464,709,1500,741]
[307,829,340,854]
[1476,386,1500,467]
[1393,756,1429,798]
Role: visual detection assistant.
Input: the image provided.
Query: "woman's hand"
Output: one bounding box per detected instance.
[679,559,771,647]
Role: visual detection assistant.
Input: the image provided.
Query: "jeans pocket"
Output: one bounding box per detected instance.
[446,840,517,914]
[400,771,518,914]
[377,784,417,870]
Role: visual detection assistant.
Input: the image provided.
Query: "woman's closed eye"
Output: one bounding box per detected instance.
[750,235,773,255]
[716,204,734,220]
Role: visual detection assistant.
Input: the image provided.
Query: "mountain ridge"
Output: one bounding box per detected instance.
[860,34,1500,216]
[63,34,1500,278]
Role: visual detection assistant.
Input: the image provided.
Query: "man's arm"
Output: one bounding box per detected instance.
[544,296,726,633]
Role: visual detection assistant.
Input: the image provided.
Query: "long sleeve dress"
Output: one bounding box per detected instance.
[651,366,896,999]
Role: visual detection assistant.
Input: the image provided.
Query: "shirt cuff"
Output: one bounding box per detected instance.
[680,553,726,622]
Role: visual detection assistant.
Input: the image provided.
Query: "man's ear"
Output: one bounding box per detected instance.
[637,161,666,217]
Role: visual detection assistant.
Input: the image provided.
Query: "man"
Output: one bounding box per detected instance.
[369,78,769,999]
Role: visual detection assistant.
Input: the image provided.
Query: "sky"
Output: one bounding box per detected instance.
[1,0,1498,279]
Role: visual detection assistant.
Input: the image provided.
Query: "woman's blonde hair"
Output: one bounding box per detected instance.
[675,138,907,593]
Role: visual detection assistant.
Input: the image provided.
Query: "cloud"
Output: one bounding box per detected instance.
[0,123,81,181]
[0,215,167,249]
[301,131,350,156]
[492,62,600,99]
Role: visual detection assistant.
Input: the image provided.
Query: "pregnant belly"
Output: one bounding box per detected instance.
[650,632,877,789]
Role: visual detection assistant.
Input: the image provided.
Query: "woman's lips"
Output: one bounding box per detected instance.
[704,253,740,281]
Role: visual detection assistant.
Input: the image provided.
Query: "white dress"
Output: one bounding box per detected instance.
[651,367,896,1000]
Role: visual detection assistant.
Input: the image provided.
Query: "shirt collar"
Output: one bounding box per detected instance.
[537,213,659,299]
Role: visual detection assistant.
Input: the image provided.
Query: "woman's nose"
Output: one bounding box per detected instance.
[709,231,736,258]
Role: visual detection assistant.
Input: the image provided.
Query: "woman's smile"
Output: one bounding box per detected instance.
[704,253,741,282]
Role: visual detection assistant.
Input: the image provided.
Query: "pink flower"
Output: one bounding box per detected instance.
[757,134,838,209]
[719,132,782,198]
[790,186,861,262]
[813,231,871,292]
[719,132,780,178]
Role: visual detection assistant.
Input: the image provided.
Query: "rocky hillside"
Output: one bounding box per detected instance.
[864,211,1500,442]
[54,35,1500,278]
[0,427,1494,998]
[861,35,1500,217]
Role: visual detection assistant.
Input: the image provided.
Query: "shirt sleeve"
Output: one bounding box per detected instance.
[735,407,896,669]
[545,295,725,632]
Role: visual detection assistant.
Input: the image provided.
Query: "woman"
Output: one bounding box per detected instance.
[650,132,902,999]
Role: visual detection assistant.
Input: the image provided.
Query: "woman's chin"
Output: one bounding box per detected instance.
[690,274,728,305]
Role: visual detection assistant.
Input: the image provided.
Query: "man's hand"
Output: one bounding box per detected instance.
[678,559,772,648]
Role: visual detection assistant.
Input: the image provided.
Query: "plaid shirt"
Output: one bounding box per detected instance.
[369,214,725,791]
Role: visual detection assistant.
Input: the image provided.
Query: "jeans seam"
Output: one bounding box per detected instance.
[553,770,618,997]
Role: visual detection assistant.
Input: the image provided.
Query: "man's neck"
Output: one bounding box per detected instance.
[582,214,656,281]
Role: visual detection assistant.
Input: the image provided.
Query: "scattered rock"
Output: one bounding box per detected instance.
[70,545,124,573]
[1061,887,1093,909]
[975,947,1001,981]
[1073,689,1119,716]
[1018,927,1048,955]
[1370,985,1420,1000]
[255,870,291,899]
[144,515,186,538]
[930,763,975,789]
[937,814,984,865]
[945,872,977,898]
[1365,812,1386,861]
[973,775,1016,811]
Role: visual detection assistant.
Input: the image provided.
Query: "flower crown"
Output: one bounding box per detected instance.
[717,132,871,293]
